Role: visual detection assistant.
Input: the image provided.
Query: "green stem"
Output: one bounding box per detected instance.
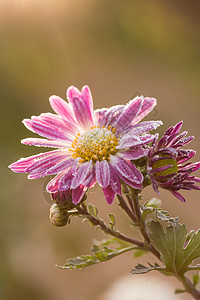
[129,187,160,260]
[178,274,200,300]
[117,195,137,223]
[77,204,145,248]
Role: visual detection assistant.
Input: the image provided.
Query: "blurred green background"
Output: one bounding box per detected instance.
[1,0,200,299]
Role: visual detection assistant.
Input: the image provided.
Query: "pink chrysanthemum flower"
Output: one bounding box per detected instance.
[147,121,200,202]
[9,85,162,204]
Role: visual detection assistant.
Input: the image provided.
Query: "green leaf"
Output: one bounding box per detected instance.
[134,249,147,258]
[146,198,162,209]
[87,204,98,217]
[108,213,116,230]
[193,273,200,286]
[175,289,186,294]
[131,262,164,274]
[149,221,200,275]
[58,239,135,269]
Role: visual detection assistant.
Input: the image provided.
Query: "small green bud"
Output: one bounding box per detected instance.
[49,203,69,227]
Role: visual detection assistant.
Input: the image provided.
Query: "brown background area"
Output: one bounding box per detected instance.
[1,0,200,299]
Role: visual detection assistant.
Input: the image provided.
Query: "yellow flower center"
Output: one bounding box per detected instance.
[152,154,178,182]
[69,126,119,162]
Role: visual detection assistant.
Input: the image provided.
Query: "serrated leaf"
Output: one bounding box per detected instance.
[149,221,200,275]
[131,262,164,274]
[59,244,135,269]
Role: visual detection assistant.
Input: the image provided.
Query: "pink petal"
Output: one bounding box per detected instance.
[72,185,87,205]
[110,155,143,184]
[102,185,115,204]
[71,161,93,189]
[114,97,143,135]
[119,148,148,160]
[49,95,77,124]
[127,120,163,136]
[170,190,186,202]
[95,160,110,188]
[58,168,74,191]
[9,150,63,173]
[46,158,74,175]
[21,138,70,148]
[22,117,73,142]
[81,85,94,116]
[82,165,96,187]
[132,97,157,124]
[67,86,94,130]
[117,134,154,149]
[46,172,65,193]
[26,151,69,173]
[109,165,121,195]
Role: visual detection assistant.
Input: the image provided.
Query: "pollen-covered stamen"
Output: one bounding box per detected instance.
[152,154,178,182]
[69,126,119,162]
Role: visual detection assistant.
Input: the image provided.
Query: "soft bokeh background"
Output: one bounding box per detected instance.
[1,0,200,299]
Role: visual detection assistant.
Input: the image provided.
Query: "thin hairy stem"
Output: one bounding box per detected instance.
[117,195,137,223]
[76,204,145,248]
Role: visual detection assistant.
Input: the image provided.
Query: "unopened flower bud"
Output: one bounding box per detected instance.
[49,203,69,227]
[50,189,87,210]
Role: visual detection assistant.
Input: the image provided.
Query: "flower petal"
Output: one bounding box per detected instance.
[22,116,74,142]
[109,165,121,195]
[114,97,143,135]
[67,86,94,130]
[72,185,87,205]
[95,160,110,188]
[110,155,143,184]
[117,134,154,149]
[21,138,70,148]
[49,95,77,124]
[71,161,93,189]
[102,185,115,204]
[119,148,148,160]
[132,97,157,124]
[170,190,186,202]
[127,120,163,136]
[9,150,64,173]
[46,172,65,193]
[82,165,96,188]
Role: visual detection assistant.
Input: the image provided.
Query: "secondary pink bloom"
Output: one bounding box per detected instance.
[9,85,162,204]
[147,121,200,202]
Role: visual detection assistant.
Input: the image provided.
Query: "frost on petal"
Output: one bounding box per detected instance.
[119,148,148,160]
[22,116,73,142]
[21,138,70,148]
[132,97,157,125]
[109,165,121,195]
[49,95,77,123]
[110,155,143,185]
[9,150,64,173]
[72,185,87,205]
[102,185,115,204]
[71,161,92,189]
[95,160,110,188]
[67,86,94,130]
[127,120,163,136]
[46,172,65,193]
[114,97,143,135]
[82,165,96,188]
